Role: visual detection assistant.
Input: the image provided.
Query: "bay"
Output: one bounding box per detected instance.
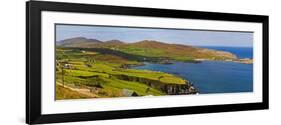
[132,61,253,94]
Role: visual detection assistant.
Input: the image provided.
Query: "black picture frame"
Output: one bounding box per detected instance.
[26,1,269,124]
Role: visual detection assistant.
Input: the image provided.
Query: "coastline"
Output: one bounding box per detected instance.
[123,62,199,95]
[122,56,253,69]
[127,57,253,94]
[194,58,253,64]
[131,60,253,94]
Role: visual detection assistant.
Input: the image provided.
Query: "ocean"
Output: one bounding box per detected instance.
[132,46,254,94]
[201,46,253,58]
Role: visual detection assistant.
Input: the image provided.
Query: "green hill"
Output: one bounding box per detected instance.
[58,38,238,62]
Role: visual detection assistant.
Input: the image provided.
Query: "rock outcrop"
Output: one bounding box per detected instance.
[113,74,198,95]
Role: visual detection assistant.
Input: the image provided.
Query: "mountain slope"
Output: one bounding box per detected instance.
[57,37,103,47]
[57,38,238,61]
[124,40,237,61]
[105,39,124,45]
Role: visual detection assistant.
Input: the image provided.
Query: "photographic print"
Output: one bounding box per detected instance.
[27,1,268,124]
[55,24,253,100]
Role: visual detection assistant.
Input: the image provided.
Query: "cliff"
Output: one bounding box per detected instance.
[113,74,198,95]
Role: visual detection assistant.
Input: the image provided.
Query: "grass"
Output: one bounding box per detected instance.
[101,77,165,96]
[56,47,189,99]
[65,69,109,78]
[56,84,91,100]
[119,45,166,58]
[110,69,186,85]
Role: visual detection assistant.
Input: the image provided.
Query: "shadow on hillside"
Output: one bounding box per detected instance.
[69,47,164,62]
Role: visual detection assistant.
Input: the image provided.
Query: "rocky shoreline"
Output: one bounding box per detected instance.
[194,58,253,64]
[233,58,253,64]
[121,57,253,69]
[122,62,199,95]
[113,73,198,95]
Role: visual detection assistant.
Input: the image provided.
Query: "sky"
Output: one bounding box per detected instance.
[56,24,253,47]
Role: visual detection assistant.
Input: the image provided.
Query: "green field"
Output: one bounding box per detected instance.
[55,38,239,100]
[55,47,197,99]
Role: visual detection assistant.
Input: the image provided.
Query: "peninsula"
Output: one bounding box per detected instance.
[56,37,251,99]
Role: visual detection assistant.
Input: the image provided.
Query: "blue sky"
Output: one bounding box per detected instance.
[56,24,253,47]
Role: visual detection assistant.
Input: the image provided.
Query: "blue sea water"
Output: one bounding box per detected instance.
[132,47,253,94]
[201,46,253,58]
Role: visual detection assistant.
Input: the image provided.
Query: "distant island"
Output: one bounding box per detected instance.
[55,37,252,100]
